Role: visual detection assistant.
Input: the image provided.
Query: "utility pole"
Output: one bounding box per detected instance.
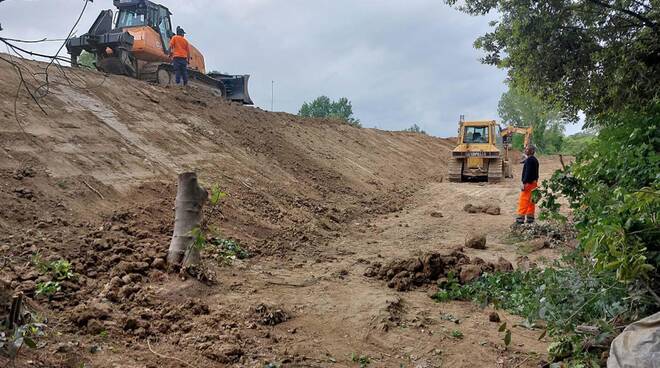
[271,80,274,111]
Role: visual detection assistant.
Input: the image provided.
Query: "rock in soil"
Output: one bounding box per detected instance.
[488,312,501,323]
[430,211,443,218]
[465,234,487,249]
[253,304,289,325]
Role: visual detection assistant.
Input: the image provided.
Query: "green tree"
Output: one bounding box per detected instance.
[446,0,660,122]
[560,132,596,156]
[402,124,427,135]
[298,96,361,127]
[498,87,566,154]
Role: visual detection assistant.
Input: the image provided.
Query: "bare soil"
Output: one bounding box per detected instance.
[0,56,567,367]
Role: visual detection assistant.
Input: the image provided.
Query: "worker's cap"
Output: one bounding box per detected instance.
[176,26,186,35]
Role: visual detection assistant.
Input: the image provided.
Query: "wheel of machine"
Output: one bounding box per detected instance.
[487,158,503,183]
[157,68,172,86]
[448,158,463,182]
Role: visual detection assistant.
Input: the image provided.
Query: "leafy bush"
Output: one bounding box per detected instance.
[401,124,427,135]
[560,132,596,156]
[208,238,250,262]
[539,110,660,286]
[435,265,654,365]
[32,255,75,281]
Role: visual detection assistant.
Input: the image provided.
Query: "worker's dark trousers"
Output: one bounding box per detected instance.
[172,57,188,86]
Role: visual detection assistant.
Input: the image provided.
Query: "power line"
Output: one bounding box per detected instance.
[0,0,98,140]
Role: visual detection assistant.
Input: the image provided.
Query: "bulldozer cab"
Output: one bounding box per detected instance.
[114,0,173,53]
[456,120,500,148]
[462,125,489,144]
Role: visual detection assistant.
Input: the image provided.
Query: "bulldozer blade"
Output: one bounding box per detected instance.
[208,73,253,105]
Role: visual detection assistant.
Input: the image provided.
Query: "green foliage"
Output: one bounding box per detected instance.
[450,329,464,339]
[498,86,566,154]
[77,51,96,69]
[208,238,250,263]
[539,111,660,284]
[299,96,362,127]
[446,0,660,121]
[209,184,227,206]
[187,184,229,252]
[436,266,653,365]
[401,124,427,135]
[499,322,512,348]
[350,352,370,367]
[35,281,61,298]
[49,260,74,281]
[32,255,75,282]
[560,132,596,156]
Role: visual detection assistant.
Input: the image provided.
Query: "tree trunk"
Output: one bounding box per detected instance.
[167,172,207,268]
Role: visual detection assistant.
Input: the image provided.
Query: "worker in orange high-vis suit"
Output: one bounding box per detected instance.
[169,26,191,86]
[516,144,539,224]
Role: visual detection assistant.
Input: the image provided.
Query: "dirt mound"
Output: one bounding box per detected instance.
[0,56,463,367]
[463,203,501,215]
[364,249,514,291]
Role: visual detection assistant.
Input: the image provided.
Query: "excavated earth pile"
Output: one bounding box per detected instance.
[0,56,467,367]
[0,55,567,368]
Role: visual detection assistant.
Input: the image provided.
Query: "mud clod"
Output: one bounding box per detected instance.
[253,304,289,325]
[488,311,501,323]
[465,234,487,249]
[459,264,482,284]
[367,250,489,290]
[495,257,513,273]
[463,203,500,215]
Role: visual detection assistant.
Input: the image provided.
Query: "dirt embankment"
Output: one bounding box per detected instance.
[0,56,466,367]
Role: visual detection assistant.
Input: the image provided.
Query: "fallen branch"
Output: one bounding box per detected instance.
[513,356,531,368]
[82,180,104,200]
[265,278,318,288]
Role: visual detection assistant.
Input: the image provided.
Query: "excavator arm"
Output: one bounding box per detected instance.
[502,126,533,148]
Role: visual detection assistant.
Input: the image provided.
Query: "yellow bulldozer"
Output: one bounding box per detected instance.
[448,118,532,183]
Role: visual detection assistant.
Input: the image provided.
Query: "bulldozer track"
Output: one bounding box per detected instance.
[487,158,503,183]
[138,62,227,98]
[448,158,463,182]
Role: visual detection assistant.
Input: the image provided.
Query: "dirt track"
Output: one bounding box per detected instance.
[0,57,564,367]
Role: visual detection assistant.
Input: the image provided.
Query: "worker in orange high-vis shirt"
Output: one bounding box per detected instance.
[516,144,539,224]
[169,26,191,86]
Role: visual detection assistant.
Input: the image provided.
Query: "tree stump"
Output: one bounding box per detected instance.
[167,172,208,268]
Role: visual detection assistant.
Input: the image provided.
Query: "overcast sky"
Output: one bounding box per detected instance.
[0,0,581,136]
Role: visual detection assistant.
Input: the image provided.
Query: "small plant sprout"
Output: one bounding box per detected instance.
[499,322,512,348]
[350,352,371,367]
[35,281,61,299]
